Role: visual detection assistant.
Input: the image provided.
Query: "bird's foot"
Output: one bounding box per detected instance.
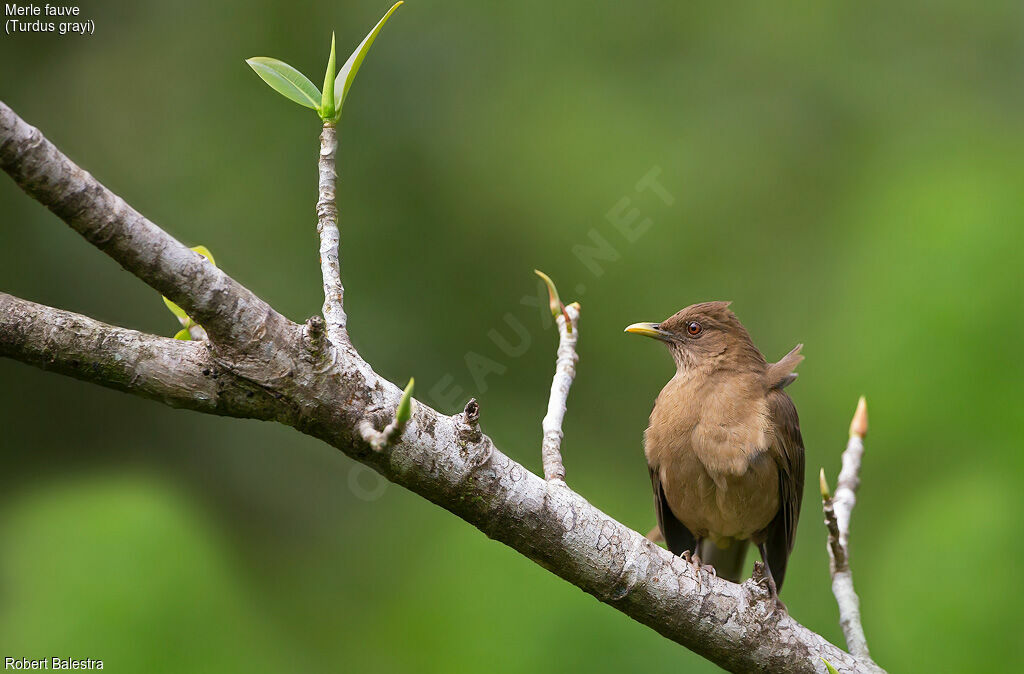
[752,562,786,618]
[681,551,715,588]
[761,593,787,619]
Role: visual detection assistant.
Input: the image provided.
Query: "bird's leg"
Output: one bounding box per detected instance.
[692,538,719,578]
[756,543,787,616]
[680,549,702,588]
[682,539,714,588]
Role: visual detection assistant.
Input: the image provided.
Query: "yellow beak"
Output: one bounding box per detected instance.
[624,322,670,340]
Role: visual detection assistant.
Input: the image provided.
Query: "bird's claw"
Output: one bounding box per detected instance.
[755,572,786,618]
[749,560,786,616]
[681,550,714,588]
[763,596,787,620]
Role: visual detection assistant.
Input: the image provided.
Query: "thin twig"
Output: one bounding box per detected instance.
[541,302,580,483]
[317,123,348,346]
[821,396,875,664]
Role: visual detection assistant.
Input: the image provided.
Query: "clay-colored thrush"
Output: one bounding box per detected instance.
[625,301,805,602]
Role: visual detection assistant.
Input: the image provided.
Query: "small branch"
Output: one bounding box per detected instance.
[540,294,580,483]
[821,396,875,664]
[359,378,415,452]
[316,123,348,346]
[0,102,291,352]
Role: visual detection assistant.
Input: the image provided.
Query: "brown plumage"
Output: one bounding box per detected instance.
[625,301,805,601]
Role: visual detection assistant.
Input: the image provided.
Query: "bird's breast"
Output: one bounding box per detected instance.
[645,374,780,543]
[654,447,779,544]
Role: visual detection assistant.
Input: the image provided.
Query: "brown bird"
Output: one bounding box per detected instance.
[625,301,805,604]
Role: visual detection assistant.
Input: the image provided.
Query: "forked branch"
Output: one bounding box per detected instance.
[0,101,883,674]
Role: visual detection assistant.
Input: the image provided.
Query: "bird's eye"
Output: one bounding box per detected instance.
[686,321,702,336]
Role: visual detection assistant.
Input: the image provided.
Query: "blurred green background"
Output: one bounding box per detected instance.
[2,1,1023,671]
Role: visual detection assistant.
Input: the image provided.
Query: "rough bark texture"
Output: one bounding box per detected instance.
[0,294,281,419]
[0,101,884,674]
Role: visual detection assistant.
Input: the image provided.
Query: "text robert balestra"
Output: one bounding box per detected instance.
[4,657,103,670]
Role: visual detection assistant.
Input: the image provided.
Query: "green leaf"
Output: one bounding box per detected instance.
[395,378,415,425]
[534,269,573,334]
[246,57,322,110]
[320,33,337,121]
[190,245,216,267]
[333,1,404,115]
[174,328,192,341]
[534,269,562,318]
[821,659,839,674]
[163,296,188,321]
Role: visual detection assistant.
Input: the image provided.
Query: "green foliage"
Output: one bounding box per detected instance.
[162,295,188,321]
[333,2,403,115]
[395,377,415,424]
[320,33,337,121]
[822,659,839,674]
[245,57,322,110]
[534,269,573,333]
[246,2,403,123]
[189,246,216,266]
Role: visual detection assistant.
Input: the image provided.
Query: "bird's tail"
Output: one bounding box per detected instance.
[698,539,749,583]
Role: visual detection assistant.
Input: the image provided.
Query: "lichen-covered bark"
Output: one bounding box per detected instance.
[0,101,884,674]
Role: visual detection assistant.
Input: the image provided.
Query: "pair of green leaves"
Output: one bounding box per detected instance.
[246,2,403,123]
[163,246,216,341]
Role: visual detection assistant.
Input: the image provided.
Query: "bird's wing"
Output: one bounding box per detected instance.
[767,343,803,390]
[649,465,696,557]
[763,388,805,592]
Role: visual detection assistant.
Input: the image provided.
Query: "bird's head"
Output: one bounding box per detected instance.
[624,301,764,371]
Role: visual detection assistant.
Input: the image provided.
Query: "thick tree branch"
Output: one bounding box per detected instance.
[0,102,884,674]
[316,123,348,345]
[0,293,282,419]
[0,102,292,354]
[820,398,875,664]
